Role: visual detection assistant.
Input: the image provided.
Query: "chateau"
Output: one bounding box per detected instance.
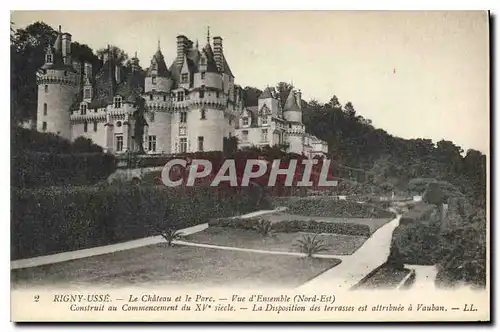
[36,26,328,158]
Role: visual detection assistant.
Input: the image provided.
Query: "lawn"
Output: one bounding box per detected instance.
[260,212,392,234]
[11,243,341,289]
[183,227,367,255]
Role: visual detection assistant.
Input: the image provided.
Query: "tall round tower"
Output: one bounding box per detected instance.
[36,26,78,140]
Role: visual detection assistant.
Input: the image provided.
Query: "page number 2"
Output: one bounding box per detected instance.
[34,295,40,302]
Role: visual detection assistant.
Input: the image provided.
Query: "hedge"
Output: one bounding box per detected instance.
[386,221,441,266]
[208,217,371,237]
[271,197,396,219]
[11,184,271,260]
[12,151,116,188]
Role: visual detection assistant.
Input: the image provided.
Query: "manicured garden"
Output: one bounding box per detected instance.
[184,227,367,255]
[11,243,341,289]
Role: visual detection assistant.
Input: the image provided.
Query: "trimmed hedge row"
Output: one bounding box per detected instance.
[12,152,116,188]
[208,217,371,237]
[271,197,396,219]
[11,184,271,260]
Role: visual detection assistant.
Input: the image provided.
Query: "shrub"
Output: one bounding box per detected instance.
[399,202,436,225]
[388,222,441,265]
[254,219,273,237]
[11,184,269,260]
[271,197,396,219]
[158,228,185,247]
[294,233,330,257]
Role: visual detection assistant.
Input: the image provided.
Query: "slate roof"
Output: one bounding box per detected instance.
[283,90,301,112]
[41,30,75,72]
[146,47,171,78]
[258,87,274,99]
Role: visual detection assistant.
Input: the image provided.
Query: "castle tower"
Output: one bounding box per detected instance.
[145,40,173,93]
[36,25,78,140]
[283,89,302,123]
[258,86,279,118]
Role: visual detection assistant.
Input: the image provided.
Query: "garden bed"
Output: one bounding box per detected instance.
[11,243,341,289]
[352,264,413,289]
[183,227,367,255]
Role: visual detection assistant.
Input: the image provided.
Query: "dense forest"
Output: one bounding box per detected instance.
[11,21,487,208]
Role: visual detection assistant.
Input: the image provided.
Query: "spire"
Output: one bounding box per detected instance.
[195,39,199,49]
[157,38,160,51]
[206,26,210,45]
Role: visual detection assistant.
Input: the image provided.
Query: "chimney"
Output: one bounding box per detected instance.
[115,65,121,83]
[176,35,187,67]
[213,36,223,72]
[61,32,72,64]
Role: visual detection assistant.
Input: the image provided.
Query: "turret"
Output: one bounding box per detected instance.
[145,40,173,93]
[36,25,78,140]
[258,86,279,118]
[283,89,302,123]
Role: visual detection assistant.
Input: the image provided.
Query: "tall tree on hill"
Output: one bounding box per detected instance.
[96,45,129,65]
[275,82,294,107]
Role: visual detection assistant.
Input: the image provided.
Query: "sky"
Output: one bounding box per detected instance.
[10,10,490,154]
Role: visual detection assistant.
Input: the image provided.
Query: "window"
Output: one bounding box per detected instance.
[149,112,155,122]
[116,135,123,152]
[180,111,187,123]
[114,96,122,108]
[200,57,206,66]
[93,121,98,132]
[149,94,153,101]
[199,90,205,99]
[200,109,206,120]
[116,121,122,127]
[242,130,248,142]
[289,123,292,129]
[180,138,187,153]
[46,54,53,63]
[201,72,206,80]
[243,117,249,126]
[177,91,184,101]
[261,129,268,142]
[229,117,232,125]
[262,116,268,125]
[181,73,189,84]
[163,95,167,102]
[64,71,68,76]
[148,135,157,152]
[84,88,91,99]
[44,85,48,93]
[84,122,88,132]
[80,103,87,115]
[216,91,220,98]
[198,136,204,152]
[152,76,157,84]
[43,103,47,116]
[42,122,47,131]
[179,127,186,136]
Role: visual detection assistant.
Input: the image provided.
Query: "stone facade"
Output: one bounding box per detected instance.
[36,26,327,158]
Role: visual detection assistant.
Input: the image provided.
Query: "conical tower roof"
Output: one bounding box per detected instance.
[147,40,171,77]
[201,43,219,73]
[283,90,300,112]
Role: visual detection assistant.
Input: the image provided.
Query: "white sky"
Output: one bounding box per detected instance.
[11,10,489,153]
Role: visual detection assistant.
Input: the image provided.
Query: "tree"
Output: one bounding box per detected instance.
[344,101,356,118]
[328,95,341,108]
[132,97,147,154]
[275,82,293,107]
[96,45,128,65]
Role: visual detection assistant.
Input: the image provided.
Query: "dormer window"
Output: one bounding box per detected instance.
[150,94,153,101]
[80,103,87,115]
[114,96,122,108]
[181,73,189,84]
[262,116,268,125]
[163,95,167,102]
[200,57,206,66]
[201,72,206,80]
[152,75,157,84]
[177,91,184,102]
[83,88,91,99]
[199,91,205,99]
[243,117,249,126]
[46,54,53,63]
